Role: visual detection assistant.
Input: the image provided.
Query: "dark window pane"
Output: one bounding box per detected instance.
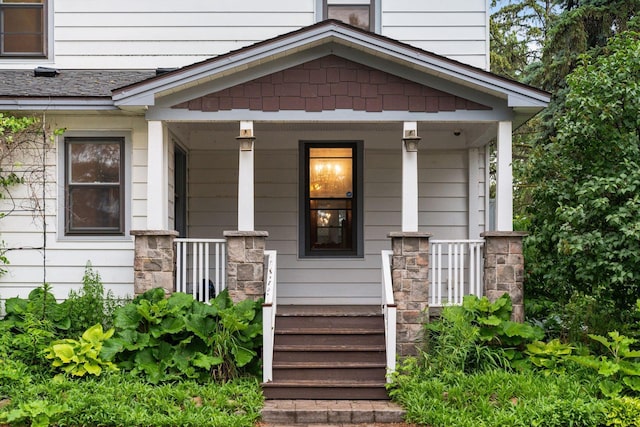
[2,5,44,54]
[70,143,121,183]
[327,5,369,31]
[68,187,121,231]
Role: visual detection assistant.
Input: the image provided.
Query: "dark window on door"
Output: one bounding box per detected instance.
[300,141,363,257]
[324,0,373,32]
[0,0,46,57]
[65,137,124,235]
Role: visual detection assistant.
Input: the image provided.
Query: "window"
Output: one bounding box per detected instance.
[324,0,373,32]
[65,137,124,235]
[0,0,46,57]
[300,142,363,257]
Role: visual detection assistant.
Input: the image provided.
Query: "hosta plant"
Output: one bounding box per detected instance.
[45,324,118,377]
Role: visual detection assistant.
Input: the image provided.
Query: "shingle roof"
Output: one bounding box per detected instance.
[0,69,156,98]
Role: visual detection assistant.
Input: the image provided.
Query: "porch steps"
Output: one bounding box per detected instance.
[262,305,389,400]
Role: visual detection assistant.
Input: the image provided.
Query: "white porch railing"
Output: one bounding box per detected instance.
[175,238,226,302]
[262,250,277,383]
[381,250,396,382]
[430,240,484,306]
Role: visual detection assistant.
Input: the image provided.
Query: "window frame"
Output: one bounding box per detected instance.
[58,132,131,240]
[299,141,364,258]
[0,0,47,58]
[320,0,379,33]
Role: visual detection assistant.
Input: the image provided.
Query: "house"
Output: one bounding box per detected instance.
[0,0,548,399]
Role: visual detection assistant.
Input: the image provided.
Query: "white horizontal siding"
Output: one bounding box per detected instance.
[381,0,489,70]
[0,0,487,70]
[0,114,150,301]
[46,0,315,69]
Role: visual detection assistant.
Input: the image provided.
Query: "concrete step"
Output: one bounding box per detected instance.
[260,399,406,424]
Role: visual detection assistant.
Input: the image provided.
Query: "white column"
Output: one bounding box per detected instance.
[495,121,513,231]
[468,147,480,239]
[237,121,255,231]
[147,120,168,230]
[402,122,419,232]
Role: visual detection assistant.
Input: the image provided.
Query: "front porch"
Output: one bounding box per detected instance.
[117,20,546,399]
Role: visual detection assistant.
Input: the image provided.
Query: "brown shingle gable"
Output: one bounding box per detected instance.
[172,56,491,113]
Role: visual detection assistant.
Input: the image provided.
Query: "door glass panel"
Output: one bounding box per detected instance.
[307,147,355,253]
[309,148,353,198]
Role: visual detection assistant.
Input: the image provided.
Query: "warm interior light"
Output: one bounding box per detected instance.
[309,148,353,198]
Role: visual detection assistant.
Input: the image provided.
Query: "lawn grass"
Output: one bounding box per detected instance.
[1,374,263,427]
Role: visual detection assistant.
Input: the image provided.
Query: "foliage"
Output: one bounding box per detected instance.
[462,294,544,348]
[490,0,557,80]
[0,374,262,427]
[571,332,640,397]
[103,288,262,383]
[423,294,544,374]
[605,396,640,427]
[390,365,606,427]
[526,339,574,374]
[525,31,640,318]
[63,262,124,336]
[45,324,118,378]
[0,113,41,277]
[0,400,68,427]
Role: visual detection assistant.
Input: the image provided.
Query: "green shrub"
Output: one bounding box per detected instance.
[423,294,544,374]
[103,288,262,383]
[571,331,640,397]
[62,262,125,336]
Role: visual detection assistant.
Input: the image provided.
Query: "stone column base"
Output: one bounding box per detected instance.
[481,231,527,322]
[130,230,179,297]
[223,230,269,302]
[388,232,431,356]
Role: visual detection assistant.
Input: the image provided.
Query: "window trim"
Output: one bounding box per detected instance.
[0,0,48,58]
[319,0,380,33]
[299,140,364,258]
[57,131,131,241]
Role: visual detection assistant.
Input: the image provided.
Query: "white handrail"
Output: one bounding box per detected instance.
[430,239,484,306]
[381,250,396,382]
[262,250,277,383]
[175,238,226,302]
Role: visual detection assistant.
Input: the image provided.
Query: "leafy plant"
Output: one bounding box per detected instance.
[45,324,118,377]
[0,400,68,427]
[526,339,574,375]
[571,331,640,397]
[103,288,262,383]
[606,396,640,427]
[62,262,125,336]
[462,294,544,348]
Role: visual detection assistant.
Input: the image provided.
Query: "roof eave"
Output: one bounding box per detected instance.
[0,97,118,111]
[112,21,550,110]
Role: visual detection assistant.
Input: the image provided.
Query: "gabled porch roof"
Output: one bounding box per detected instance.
[112,20,549,127]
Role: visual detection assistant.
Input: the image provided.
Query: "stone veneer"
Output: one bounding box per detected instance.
[223,230,269,302]
[481,231,527,322]
[130,230,179,297]
[388,232,431,356]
